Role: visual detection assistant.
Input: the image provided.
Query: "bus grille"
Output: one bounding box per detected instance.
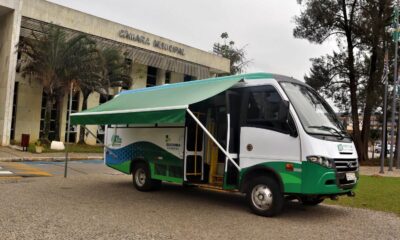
[333,158,358,172]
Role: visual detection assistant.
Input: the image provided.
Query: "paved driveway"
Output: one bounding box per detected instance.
[0,161,399,240]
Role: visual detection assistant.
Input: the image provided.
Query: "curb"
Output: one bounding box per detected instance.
[0,156,103,162]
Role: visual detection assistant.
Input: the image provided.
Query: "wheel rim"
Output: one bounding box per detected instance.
[251,184,273,211]
[135,168,146,187]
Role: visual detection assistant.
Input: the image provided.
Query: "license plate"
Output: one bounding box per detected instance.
[346,172,356,181]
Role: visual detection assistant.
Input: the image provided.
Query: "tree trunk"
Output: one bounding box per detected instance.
[346,41,363,160]
[361,46,379,162]
[341,1,363,160]
[348,59,363,160]
[78,92,90,144]
[361,3,387,161]
[42,96,53,144]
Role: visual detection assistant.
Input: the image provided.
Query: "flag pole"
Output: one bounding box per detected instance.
[380,50,389,174]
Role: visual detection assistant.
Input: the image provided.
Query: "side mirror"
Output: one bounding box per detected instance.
[277,100,290,123]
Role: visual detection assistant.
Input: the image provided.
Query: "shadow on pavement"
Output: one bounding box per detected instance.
[85,179,350,219]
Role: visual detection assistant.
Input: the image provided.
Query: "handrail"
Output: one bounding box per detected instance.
[187,109,240,171]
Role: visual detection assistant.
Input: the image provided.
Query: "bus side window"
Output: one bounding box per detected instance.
[245,86,293,134]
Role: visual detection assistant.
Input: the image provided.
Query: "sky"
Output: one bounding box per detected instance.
[48,0,335,81]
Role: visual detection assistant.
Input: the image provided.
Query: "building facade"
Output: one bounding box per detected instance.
[0,0,230,146]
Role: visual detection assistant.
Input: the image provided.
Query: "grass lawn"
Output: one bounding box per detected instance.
[325,175,400,215]
[28,143,103,153]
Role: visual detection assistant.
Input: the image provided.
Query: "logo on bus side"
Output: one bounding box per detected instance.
[337,144,353,153]
[111,134,122,147]
[165,135,181,151]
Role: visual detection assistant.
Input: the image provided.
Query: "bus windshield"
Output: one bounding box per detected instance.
[280,82,346,137]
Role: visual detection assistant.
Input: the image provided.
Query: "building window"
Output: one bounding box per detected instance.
[165,71,171,84]
[245,86,291,134]
[146,66,157,87]
[65,92,80,143]
[40,92,58,141]
[10,82,19,141]
[184,74,196,82]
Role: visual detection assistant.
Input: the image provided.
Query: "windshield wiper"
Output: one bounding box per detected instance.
[308,125,344,139]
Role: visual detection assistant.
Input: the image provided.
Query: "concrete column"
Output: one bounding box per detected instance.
[156,69,166,85]
[130,62,147,89]
[13,74,42,143]
[84,92,100,145]
[0,0,22,146]
[170,72,184,83]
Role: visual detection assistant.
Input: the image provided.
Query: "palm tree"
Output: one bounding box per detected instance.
[19,24,99,143]
[77,48,132,144]
[99,48,132,94]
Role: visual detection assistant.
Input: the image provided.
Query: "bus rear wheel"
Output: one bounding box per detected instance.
[246,176,284,217]
[132,162,161,191]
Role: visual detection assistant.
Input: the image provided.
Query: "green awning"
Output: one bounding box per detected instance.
[70,73,273,125]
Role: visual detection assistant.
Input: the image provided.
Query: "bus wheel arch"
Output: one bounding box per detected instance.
[130,158,147,174]
[131,159,161,191]
[240,166,284,194]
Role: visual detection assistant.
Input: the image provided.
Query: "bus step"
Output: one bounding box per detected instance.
[186,173,202,176]
[191,183,239,192]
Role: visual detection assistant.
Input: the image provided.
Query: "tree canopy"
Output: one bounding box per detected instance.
[294,0,393,161]
[213,32,250,75]
[19,24,132,143]
[19,24,99,142]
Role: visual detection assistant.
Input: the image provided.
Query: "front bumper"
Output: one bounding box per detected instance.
[301,162,358,195]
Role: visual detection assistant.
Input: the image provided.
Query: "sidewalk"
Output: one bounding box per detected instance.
[0,146,103,162]
[360,166,400,178]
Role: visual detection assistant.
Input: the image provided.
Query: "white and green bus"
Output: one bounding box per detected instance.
[71,73,358,217]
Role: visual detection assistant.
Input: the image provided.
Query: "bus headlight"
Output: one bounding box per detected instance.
[307,156,333,168]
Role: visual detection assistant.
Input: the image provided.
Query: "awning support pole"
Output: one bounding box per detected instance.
[64,83,73,178]
[187,108,240,171]
[83,126,103,143]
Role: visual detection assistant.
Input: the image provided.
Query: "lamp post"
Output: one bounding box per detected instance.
[64,82,73,178]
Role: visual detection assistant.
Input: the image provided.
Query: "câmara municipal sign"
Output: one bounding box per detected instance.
[118,29,185,56]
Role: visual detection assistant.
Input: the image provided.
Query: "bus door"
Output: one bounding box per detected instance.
[184,112,205,182]
[239,85,300,170]
[224,90,241,187]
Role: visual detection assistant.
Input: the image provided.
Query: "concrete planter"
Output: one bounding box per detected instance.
[35,146,43,154]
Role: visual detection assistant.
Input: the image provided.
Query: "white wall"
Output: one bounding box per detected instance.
[0,0,21,145]
[13,74,42,143]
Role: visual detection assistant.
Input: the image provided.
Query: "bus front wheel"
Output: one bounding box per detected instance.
[246,176,284,217]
